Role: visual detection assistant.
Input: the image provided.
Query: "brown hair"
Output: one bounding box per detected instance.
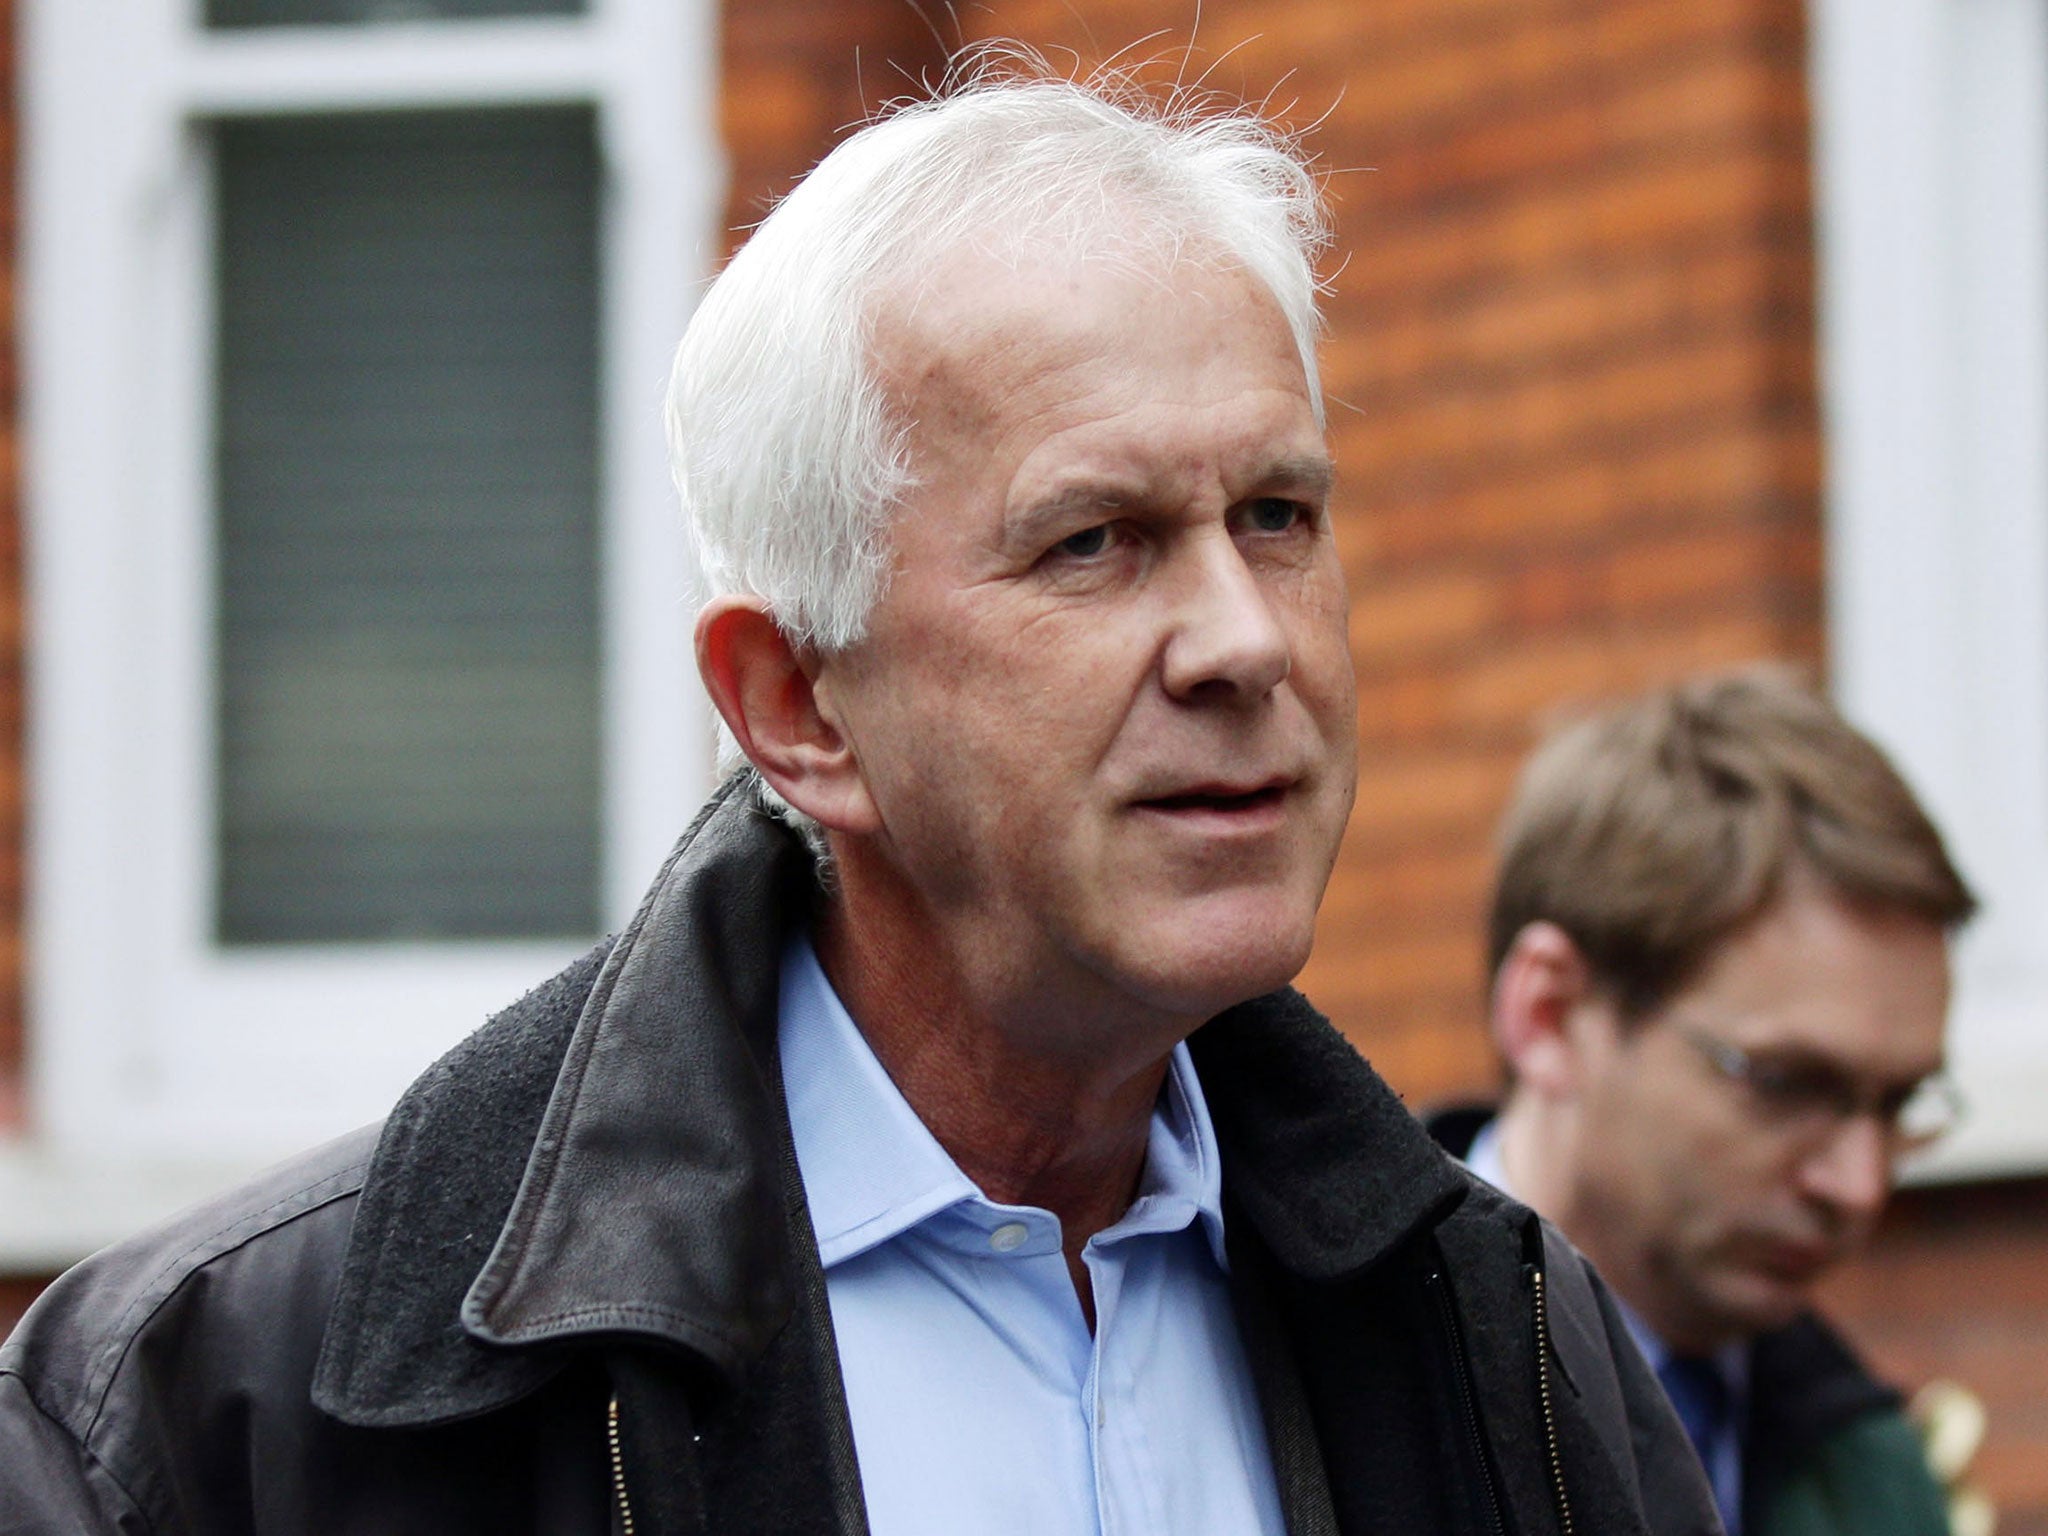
[1487,665,1977,1019]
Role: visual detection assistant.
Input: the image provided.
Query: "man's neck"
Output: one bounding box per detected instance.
[1494,1096,1745,1356]
[1492,1096,1572,1217]
[813,895,1185,1325]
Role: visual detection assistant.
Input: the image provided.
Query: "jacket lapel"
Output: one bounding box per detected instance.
[460,780,808,1373]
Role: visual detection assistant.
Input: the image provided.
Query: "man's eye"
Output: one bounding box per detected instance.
[1244,498,1304,533]
[1744,1060,1837,1112]
[1057,525,1113,559]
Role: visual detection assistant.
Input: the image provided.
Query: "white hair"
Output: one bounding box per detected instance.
[667,61,1331,839]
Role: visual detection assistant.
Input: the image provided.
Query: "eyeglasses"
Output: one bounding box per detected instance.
[1672,1022,1965,1157]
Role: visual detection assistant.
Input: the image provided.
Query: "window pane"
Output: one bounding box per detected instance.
[214,108,601,943]
[207,0,582,25]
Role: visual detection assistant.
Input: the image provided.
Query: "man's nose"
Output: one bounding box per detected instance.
[1159,533,1292,700]
[1796,1112,1894,1224]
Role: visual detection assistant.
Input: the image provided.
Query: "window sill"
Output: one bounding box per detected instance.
[0,1140,274,1272]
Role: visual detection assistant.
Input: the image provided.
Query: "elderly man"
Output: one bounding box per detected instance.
[1435,668,1976,1536]
[3,74,1713,1534]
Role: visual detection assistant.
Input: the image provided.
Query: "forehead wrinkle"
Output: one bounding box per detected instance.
[1003,402,1330,521]
[869,302,1091,488]
[869,240,1294,417]
[1013,478,1135,524]
[868,248,1325,572]
[872,240,1302,430]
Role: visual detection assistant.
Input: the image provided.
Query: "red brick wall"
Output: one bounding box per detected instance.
[0,1277,35,1339]
[1309,0,1824,1096]
[1823,1179,2048,1536]
[721,0,945,247]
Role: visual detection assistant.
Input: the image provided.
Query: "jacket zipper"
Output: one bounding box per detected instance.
[1426,1267,1507,1536]
[608,1393,638,1536]
[1528,1267,1575,1536]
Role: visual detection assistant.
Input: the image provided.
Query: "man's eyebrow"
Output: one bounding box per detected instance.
[1019,483,1131,521]
[1004,454,1336,547]
[1003,483,1139,549]
[1254,453,1336,499]
[1753,1042,1943,1089]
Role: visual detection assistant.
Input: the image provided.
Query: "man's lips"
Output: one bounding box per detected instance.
[1130,778,1296,818]
[1745,1234,1838,1284]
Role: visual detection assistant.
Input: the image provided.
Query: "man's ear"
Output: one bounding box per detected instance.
[1490,921,1599,1100]
[694,596,880,834]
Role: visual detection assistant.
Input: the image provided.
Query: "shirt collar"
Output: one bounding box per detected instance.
[777,932,1230,1270]
[1463,1116,1512,1196]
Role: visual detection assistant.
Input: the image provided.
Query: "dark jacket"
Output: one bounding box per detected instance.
[1428,1108,1948,1536]
[1743,1317,1949,1536]
[3,779,1720,1536]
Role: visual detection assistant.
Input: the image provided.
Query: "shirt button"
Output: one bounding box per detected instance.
[988,1222,1029,1253]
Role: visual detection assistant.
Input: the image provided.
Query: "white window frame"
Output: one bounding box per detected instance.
[4,0,722,1266]
[1810,0,2048,1178]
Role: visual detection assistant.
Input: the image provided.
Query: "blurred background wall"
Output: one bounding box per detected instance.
[1,0,2043,1524]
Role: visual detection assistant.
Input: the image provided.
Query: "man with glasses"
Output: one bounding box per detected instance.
[1432,665,1976,1536]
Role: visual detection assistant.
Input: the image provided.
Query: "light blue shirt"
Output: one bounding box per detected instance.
[1465,1121,1748,1532]
[778,934,1288,1536]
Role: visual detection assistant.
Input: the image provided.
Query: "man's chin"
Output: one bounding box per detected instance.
[1695,1265,1824,1343]
[1109,917,1315,1023]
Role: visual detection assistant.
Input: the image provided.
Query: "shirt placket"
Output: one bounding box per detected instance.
[1086,1233,1181,1536]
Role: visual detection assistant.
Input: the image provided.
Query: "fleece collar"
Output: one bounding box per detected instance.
[313,776,812,1427]
[313,775,1467,1428]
